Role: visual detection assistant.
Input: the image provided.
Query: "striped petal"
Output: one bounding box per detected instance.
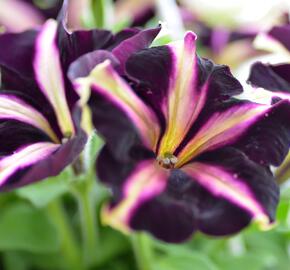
[176,102,271,167]
[182,163,269,226]
[157,32,201,155]
[102,160,167,233]
[0,95,59,143]
[33,19,75,137]
[125,32,243,156]
[0,127,87,191]
[74,60,160,149]
[182,148,279,230]
[248,62,290,95]
[0,142,59,187]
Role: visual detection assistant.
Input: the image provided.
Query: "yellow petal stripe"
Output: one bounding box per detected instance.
[158,32,206,156]
[176,103,270,167]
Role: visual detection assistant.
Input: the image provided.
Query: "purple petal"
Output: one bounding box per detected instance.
[102,160,168,235]
[68,50,120,81]
[0,142,60,187]
[0,120,51,157]
[74,60,161,150]
[233,99,290,166]
[188,147,279,233]
[176,101,272,166]
[0,94,58,143]
[112,26,161,74]
[268,25,290,52]
[57,0,113,68]
[130,169,195,243]
[0,30,62,138]
[248,62,290,93]
[0,30,37,78]
[0,127,86,191]
[34,19,75,137]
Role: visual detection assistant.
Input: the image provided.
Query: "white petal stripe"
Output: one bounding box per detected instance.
[0,95,59,143]
[34,19,75,137]
[0,142,59,186]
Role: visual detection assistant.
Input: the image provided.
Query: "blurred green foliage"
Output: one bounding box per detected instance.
[0,183,290,270]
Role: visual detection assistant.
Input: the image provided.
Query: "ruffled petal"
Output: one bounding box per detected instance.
[248,62,290,94]
[182,147,279,234]
[102,160,168,234]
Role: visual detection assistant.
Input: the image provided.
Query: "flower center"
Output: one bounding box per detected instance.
[156,152,178,169]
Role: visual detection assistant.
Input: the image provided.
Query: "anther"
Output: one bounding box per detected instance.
[157,153,178,169]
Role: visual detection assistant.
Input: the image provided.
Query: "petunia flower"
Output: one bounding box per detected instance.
[71,31,290,242]
[0,0,160,191]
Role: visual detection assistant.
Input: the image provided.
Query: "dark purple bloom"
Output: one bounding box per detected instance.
[71,31,290,243]
[0,1,160,191]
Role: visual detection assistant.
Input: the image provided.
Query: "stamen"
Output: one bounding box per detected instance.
[157,153,178,169]
[62,131,72,144]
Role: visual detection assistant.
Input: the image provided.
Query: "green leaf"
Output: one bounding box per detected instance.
[0,203,60,253]
[276,199,290,231]
[2,252,29,270]
[95,227,131,267]
[154,253,219,270]
[16,168,73,208]
[215,254,267,270]
[281,182,290,201]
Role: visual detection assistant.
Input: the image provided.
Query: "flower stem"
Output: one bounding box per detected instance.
[76,184,99,268]
[47,199,84,270]
[131,233,154,270]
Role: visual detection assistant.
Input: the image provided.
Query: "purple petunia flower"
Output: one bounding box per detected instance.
[71,31,290,243]
[0,0,160,191]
